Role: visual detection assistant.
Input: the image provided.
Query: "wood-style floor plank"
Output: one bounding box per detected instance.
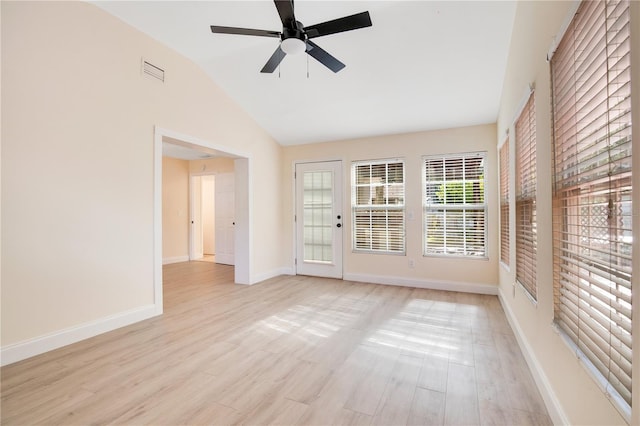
[1,261,551,425]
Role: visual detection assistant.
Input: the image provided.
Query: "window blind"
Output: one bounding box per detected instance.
[551,0,632,413]
[423,152,487,257]
[515,93,537,299]
[352,160,405,254]
[500,140,510,266]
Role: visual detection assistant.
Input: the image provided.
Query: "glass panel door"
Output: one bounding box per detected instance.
[295,161,343,278]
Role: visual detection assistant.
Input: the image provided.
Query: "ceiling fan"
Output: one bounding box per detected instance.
[210,0,372,73]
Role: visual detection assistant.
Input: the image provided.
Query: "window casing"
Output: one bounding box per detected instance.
[499,140,510,266]
[423,152,487,257]
[352,159,405,254]
[551,0,632,415]
[515,93,537,300]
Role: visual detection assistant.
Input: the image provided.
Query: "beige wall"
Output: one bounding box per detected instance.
[1,2,283,347]
[282,124,498,290]
[162,157,189,260]
[496,1,639,425]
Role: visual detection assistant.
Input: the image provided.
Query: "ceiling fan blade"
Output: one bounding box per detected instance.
[261,46,287,73]
[305,11,372,39]
[274,0,296,28]
[306,40,345,73]
[210,25,281,38]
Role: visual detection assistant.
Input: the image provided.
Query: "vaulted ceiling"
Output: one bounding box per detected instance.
[95,1,517,146]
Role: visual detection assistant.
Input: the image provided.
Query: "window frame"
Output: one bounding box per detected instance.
[351,158,406,255]
[422,151,488,259]
[550,0,633,418]
[499,138,510,267]
[515,92,537,301]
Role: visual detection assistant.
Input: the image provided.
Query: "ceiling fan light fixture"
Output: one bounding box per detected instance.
[281,37,306,55]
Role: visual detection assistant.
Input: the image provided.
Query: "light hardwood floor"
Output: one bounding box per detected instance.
[1,262,551,425]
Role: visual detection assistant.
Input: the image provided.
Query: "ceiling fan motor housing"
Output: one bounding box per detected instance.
[282,21,306,42]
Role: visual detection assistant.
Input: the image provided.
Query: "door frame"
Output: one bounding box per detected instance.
[292,158,345,278]
[154,127,252,314]
[188,172,217,261]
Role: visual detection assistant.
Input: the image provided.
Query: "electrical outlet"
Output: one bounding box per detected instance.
[408,259,415,268]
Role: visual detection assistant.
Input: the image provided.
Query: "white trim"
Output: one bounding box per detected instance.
[499,260,511,273]
[251,267,295,285]
[234,157,251,284]
[511,86,535,129]
[189,174,196,260]
[157,127,251,160]
[153,129,164,312]
[155,126,252,287]
[498,133,509,150]
[553,323,632,423]
[547,0,581,62]
[343,273,498,295]
[291,164,297,275]
[162,255,189,265]
[0,305,158,366]
[498,288,569,426]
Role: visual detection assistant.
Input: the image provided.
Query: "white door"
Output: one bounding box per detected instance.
[201,175,215,255]
[295,161,343,279]
[215,172,235,265]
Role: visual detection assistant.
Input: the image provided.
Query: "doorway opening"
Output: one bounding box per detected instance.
[154,127,251,313]
[191,174,216,262]
[189,171,235,266]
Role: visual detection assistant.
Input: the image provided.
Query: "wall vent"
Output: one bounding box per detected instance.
[142,59,164,82]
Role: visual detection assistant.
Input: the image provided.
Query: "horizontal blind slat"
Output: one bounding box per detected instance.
[551,0,632,410]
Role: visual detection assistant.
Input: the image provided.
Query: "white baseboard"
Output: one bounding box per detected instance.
[250,267,295,285]
[0,304,159,366]
[162,255,189,265]
[343,273,498,295]
[498,288,569,425]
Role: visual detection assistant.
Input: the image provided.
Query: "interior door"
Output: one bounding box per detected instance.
[215,172,235,265]
[295,161,343,279]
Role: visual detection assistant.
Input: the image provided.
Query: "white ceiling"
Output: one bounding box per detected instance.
[95,1,517,146]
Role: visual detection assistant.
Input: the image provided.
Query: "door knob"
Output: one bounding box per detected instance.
[336,223,342,228]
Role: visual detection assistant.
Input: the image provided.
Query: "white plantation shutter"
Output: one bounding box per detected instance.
[352,160,405,253]
[423,152,487,257]
[551,0,632,415]
[515,93,537,300]
[500,140,510,266]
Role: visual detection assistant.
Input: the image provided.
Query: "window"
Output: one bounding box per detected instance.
[352,159,405,254]
[551,0,632,415]
[302,170,333,263]
[423,152,487,257]
[515,93,537,299]
[499,140,510,266]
